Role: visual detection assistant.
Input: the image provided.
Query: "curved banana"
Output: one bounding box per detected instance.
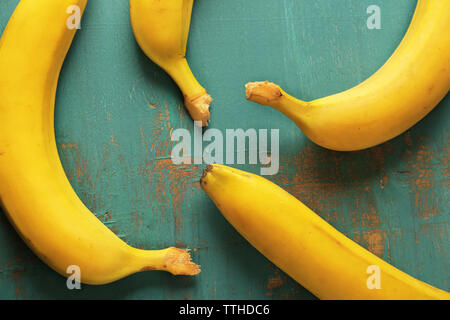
[0,0,200,285]
[201,164,450,300]
[130,0,212,127]
[246,0,450,151]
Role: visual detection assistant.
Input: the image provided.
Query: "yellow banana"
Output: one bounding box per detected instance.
[130,0,212,127]
[0,0,200,285]
[246,0,450,151]
[201,164,450,300]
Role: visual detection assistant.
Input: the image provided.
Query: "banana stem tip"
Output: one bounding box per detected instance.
[201,164,214,182]
[245,81,282,106]
[164,247,201,276]
[185,93,213,127]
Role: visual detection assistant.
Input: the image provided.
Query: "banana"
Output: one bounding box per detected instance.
[246,0,450,151]
[130,0,212,127]
[0,0,200,285]
[201,164,450,300]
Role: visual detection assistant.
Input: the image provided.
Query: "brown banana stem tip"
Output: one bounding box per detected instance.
[200,164,214,188]
[164,247,201,276]
[245,81,282,106]
[185,93,213,127]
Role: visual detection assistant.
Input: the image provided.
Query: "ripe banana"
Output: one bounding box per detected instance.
[0,0,200,285]
[130,0,212,127]
[246,0,450,151]
[201,164,450,300]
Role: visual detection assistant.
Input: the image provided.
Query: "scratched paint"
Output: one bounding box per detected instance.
[0,0,448,299]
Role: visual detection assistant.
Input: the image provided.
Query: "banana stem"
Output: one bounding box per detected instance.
[133,247,201,276]
[245,81,310,122]
[166,58,212,126]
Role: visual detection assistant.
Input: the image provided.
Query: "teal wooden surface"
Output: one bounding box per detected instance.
[0,0,448,299]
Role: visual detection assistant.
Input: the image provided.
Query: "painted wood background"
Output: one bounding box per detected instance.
[0,0,448,299]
